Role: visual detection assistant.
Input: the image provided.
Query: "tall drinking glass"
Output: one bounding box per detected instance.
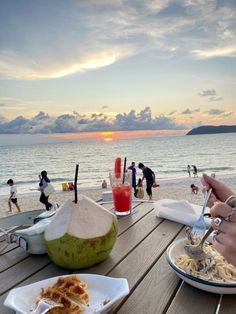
[109,170,132,216]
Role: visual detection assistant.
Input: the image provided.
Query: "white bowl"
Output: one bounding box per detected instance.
[166,238,236,294]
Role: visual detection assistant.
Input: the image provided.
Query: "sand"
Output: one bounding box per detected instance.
[1,174,235,218]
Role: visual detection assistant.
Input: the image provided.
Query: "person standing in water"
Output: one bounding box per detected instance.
[192,165,198,178]
[187,165,191,177]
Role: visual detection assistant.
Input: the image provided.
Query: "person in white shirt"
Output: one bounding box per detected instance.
[7,179,21,213]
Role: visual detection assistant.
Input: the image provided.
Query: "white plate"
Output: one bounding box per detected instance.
[4,274,129,313]
[166,238,236,294]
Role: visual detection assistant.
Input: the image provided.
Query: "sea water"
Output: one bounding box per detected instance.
[0,132,235,196]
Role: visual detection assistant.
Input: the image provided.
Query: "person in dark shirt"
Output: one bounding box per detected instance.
[192,165,198,178]
[38,170,52,211]
[138,163,156,200]
[128,161,137,194]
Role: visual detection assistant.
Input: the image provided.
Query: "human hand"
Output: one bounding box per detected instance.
[201,173,234,207]
[211,202,236,267]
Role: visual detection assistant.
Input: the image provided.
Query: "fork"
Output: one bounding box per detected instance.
[184,225,214,260]
[33,298,97,314]
[191,188,212,238]
[190,173,215,238]
[32,298,63,314]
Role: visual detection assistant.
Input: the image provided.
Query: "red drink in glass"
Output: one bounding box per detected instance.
[112,183,132,215]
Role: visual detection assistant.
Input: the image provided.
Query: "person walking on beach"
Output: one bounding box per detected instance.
[7,179,21,213]
[187,165,191,177]
[138,163,156,200]
[192,165,198,178]
[128,161,137,194]
[38,171,53,211]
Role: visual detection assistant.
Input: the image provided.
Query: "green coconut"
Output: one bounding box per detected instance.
[44,195,118,269]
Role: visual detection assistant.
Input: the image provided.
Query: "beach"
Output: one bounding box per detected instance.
[1,174,235,218]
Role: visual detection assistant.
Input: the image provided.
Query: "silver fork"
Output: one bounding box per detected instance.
[191,188,212,238]
[190,172,215,238]
[184,225,214,260]
[32,298,63,314]
[33,297,98,314]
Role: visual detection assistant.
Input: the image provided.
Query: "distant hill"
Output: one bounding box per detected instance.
[186,125,236,135]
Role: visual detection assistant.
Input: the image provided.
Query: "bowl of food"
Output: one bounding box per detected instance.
[4,274,129,314]
[166,238,236,294]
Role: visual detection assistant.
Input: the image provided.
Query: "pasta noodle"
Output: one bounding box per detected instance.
[176,244,236,283]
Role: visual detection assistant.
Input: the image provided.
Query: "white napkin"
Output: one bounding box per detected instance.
[155,199,211,227]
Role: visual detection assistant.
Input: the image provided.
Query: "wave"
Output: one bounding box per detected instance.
[198,166,234,172]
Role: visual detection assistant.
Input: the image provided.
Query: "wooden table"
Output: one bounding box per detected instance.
[1,201,236,314]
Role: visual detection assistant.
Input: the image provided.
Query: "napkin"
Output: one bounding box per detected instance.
[155,199,211,227]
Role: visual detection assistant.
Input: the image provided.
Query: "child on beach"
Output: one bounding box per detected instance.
[102,179,107,189]
[135,178,144,199]
[7,179,21,213]
[190,183,199,194]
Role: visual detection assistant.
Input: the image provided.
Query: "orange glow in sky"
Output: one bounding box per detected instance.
[46,129,187,142]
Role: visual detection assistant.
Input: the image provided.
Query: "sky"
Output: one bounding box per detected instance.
[0,0,236,135]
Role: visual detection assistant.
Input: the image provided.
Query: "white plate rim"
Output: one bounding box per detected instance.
[166,238,236,288]
[4,273,129,314]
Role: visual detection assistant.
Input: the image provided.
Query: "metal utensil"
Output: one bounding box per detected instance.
[190,172,216,238]
[33,298,97,314]
[191,188,212,238]
[184,226,214,260]
[33,298,63,314]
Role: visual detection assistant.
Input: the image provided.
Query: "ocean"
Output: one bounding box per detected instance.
[0,132,235,196]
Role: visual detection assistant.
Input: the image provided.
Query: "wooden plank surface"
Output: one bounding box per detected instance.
[1,200,236,314]
[112,221,183,313]
[0,247,30,273]
[165,283,219,314]
[219,295,236,314]
[79,204,163,275]
[0,254,50,295]
[115,230,186,314]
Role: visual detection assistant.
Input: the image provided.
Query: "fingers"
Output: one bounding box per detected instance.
[202,173,234,202]
[212,240,236,266]
[211,216,235,234]
[210,202,236,222]
[206,193,217,208]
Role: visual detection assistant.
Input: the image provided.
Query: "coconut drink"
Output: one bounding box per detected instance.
[44,195,118,269]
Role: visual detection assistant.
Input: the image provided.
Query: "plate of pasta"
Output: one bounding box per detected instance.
[166,238,236,294]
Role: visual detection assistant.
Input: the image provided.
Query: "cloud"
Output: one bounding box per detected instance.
[192,46,236,59]
[208,108,225,115]
[0,1,236,80]
[0,107,186,134]
[0,103,5,107]
[199,89,216,97]
[208,96,223,102]
[102,105,109,109]
[168,111,176,115]
[222,111,234,117]
[0,115,6,124]
[199,89,223,102]
[181,108,200,114]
